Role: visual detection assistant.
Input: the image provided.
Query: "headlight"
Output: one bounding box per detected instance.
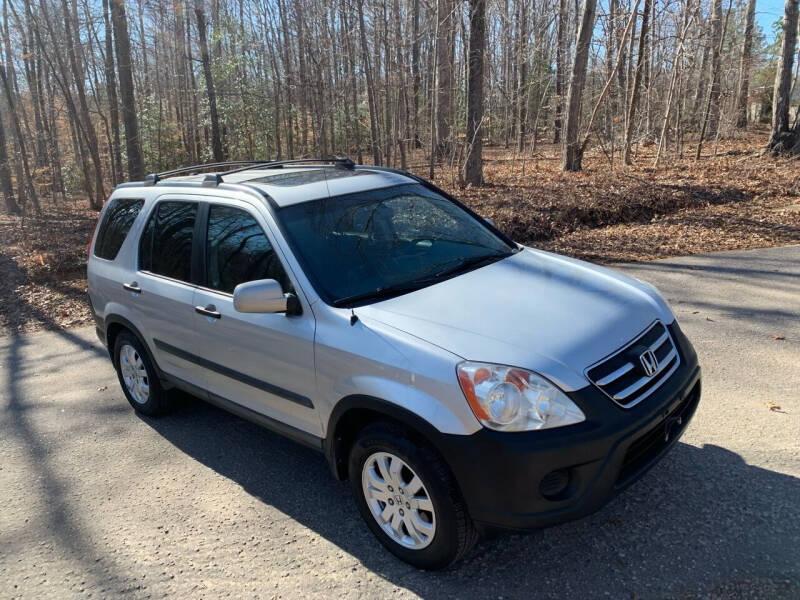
[457,362,585,432]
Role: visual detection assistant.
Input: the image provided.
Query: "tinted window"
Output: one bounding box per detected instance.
[206,205,290,294]
[94,198,144,260]
[279,183,513,305]
[139,201,198,282]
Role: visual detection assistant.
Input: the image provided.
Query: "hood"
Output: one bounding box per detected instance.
[359,248,674,391]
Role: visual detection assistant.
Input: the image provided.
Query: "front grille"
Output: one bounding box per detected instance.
[586,321,680,408]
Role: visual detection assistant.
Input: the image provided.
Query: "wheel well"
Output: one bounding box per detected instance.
[103,320,164,384]
[328,406,439,481]
[105,322,126,357]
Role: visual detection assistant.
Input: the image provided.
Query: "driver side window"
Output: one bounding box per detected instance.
[205,205,291,294]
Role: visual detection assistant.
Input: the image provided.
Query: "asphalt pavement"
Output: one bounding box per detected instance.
[1,245,798,599]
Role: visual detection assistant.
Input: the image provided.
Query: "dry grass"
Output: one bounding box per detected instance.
[1,130,798,335]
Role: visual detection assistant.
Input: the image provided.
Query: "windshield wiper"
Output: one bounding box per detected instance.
[428,250,514,280]
[332,275,442,307]
[332,251,514,307]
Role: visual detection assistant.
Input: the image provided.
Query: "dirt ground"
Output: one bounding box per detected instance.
[1,131,798,336]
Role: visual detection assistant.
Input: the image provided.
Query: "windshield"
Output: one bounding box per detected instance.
[278,183,515,306]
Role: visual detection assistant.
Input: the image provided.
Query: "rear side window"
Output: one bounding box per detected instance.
[93,198,144,260]
[205,205,291,294]
[139,201,198,282]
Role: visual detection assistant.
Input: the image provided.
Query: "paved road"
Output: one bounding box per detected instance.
[1,246,799,600]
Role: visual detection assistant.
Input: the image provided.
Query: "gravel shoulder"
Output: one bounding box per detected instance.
[1,246,798,599]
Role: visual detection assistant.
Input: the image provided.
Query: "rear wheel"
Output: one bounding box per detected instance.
[113,331,168,416]
[348,422,478,569]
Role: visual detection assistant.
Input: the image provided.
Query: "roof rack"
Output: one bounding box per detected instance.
[143,161,273,186]
[142,157,355,186]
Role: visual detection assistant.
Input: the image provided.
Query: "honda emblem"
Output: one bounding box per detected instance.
[640,350,659,377]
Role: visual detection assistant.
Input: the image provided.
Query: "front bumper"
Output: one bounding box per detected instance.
[436,321,701,531]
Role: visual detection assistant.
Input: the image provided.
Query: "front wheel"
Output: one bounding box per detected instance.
[348,422,478,569]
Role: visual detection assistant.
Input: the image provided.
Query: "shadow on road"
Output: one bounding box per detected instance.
[2,332,132,595]
[4,245,799,597]
[139,393,800,598]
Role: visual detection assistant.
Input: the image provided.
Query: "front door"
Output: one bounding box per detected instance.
[191,202,320,437]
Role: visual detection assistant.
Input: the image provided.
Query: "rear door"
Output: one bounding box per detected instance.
[191,201,320,437]
[88,196,145,322]
[132,197,205,388]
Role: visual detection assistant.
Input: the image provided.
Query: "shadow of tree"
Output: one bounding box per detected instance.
[138,393,800,598]
[2,247,799,597]
[2,332,131,595]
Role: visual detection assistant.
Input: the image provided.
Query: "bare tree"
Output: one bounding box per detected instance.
[0,107,20,214]
[463,0,486,185]
[62,0,105,207]
[110,0,145,179]
[194,0,225,162]
[734,0,757,129]
[622,0,653,165]
[705,0,724,139]
[435,0,454,158]
[768,0,800,152]
[553,0,568,144]
[562,0,597,171]
[357,0,382,164]
[0,0,792,213]
[102,0,123,184]
[0,57,39,212]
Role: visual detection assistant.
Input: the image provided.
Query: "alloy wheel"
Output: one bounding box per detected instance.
[119,343,149,404]
[361,451,436,550]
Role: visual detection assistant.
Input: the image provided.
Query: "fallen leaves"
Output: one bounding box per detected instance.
[1,131,798,336]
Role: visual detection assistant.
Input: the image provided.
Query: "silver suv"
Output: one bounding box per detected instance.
[87,159,701,569]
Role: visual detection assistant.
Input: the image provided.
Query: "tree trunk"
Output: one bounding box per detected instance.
[654,6,694,166]
[0,108,20,214]
[691,27,710,123]
[462,0,485,185]
[277,0,295,159]
[103,0,123,184]
[622,0,652,165]
[34,0,93,202]
[435,0,454,158]
[734,0,757,129]
[111,0,145,179]
[696,0,727,157]
[62,0,104,207]
[554,0,568,143]
[0,63,39,213]
[357,0,382,165]
[768,0,800,151]
[194,0,225,162]
[411,0,421,148]
[19,0,47,167]
[707,0,724,138]
[562,0,597,171]
[516,0,528,152]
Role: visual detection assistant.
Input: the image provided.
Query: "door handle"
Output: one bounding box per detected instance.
[123,282,142,293]
[195,304,221,319]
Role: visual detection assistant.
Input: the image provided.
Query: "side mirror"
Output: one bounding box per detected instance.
[484,217,495,227]
[233,279,298,314]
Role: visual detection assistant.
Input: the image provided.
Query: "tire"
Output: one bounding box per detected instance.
[348,421,479,569]
[113,331,169,417]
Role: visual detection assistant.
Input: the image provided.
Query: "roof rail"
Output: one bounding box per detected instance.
[142,157,355,187]
[143,160,273,186]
